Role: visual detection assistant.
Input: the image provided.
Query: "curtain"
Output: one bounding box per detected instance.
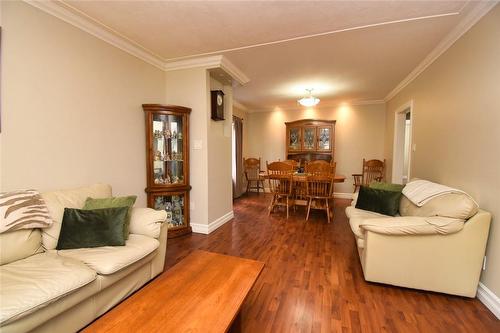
[232,116,244,198]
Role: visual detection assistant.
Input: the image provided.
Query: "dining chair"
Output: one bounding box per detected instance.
[266,161,294,218]
[282,159,300,171]
[352,158,385,193]
[305,174,335,223]
[244,157,265,194]
[305,160,331,175]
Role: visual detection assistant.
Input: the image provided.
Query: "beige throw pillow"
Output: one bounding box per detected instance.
[0,190,53,233]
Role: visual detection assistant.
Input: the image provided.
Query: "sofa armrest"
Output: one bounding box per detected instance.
[129,208,167,239]
[360,216,464,236]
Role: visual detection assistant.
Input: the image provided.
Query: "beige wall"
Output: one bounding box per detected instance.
[384,5,500,296]
[246,104,386,193]
[207,77,233,222]
[0,1,166,205]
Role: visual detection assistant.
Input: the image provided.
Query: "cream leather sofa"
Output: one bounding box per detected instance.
[346,187,491,297]
[0,184,168,333]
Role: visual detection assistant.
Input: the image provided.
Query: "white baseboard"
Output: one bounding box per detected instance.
[477,282,500,319]
[191,211,234,235]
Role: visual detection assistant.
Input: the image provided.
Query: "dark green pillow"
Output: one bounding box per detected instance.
[56,207,128,250]
[355,186,402,216]
[83,196,136,239]
[369,181,405,192]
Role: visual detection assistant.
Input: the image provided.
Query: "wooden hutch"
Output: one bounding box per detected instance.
[285,119,335,165]
[143,104,191,238]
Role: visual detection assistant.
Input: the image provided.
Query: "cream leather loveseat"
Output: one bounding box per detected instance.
[0,184,168,333]
[346,185,491,297]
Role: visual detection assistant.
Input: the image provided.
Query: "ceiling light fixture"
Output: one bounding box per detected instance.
[298,89,320,107]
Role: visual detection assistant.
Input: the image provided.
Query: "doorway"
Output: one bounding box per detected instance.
[392,101,413,184]
[232,116,244,198]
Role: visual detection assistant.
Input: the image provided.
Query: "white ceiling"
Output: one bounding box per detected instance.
[62,0,482,111]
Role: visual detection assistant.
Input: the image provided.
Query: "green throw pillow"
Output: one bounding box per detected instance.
[83,196,136,239]
[355,186,402,216]
[369,181,405,192]
[56,207,128,250]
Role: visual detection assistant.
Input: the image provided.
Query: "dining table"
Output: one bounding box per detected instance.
[259,171,346,209]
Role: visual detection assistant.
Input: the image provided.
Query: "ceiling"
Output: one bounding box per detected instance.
[62,0,484,111]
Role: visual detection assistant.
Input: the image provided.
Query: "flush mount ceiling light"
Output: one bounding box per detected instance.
[298,89,320,107]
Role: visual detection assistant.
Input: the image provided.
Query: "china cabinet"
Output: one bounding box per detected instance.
[143,104,191,238]
[285,119,335,165]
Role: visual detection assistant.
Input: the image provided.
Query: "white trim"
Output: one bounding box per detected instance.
[191,211,234,235]
[220,56,250,85]
[24,0,166,70]
[163,55,223,71]
[392,100,413,184]
[477,282,500,319]
[164,55,250,85]
[385,1,498,101]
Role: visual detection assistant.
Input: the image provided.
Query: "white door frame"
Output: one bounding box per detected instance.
[392,100,413,183]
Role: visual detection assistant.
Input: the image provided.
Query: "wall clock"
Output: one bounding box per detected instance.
[211,90,225,121]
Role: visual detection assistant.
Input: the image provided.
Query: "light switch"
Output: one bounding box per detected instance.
[193,140,202,150]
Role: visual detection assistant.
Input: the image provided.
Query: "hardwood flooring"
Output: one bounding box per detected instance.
[164,194,499,333]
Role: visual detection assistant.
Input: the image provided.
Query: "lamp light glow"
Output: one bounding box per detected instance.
[298,89,320,107]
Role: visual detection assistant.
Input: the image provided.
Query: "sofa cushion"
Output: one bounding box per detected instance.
[399,193,478,220]
[356,186,402,216]
[41,184,112,250]
[129,207,167,239]
[83,196,137,239]
[57,234,159,275]
[56,207,128,250]
[0,253,96,325]
[0,229,44,265]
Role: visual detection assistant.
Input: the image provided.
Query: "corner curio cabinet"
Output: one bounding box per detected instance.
[143,104,191,238]
[285,119,335,165]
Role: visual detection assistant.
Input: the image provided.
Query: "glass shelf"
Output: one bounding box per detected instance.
[152,113,185,185]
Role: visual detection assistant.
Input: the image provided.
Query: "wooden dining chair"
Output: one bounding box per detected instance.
[266,161,294,218]
[244,157,265,194]
[305,160,331,175]
[282,159,300,171]
[352,158,385,193]
[305,174,335,223]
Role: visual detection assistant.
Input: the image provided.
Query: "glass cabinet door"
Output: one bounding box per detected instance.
[151,113,185,186]
[152,192,187,229]
[317,126,332,151]
[303,127,316,150]
[288,127,301,151]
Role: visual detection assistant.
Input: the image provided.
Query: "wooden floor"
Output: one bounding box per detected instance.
[164,194,499,333]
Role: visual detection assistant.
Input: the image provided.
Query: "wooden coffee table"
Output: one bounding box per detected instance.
[82,250,264,333]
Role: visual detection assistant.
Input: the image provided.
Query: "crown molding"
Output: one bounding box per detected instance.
[384,1,498,102]
[24,0,166,70]
[164,55,250,85]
